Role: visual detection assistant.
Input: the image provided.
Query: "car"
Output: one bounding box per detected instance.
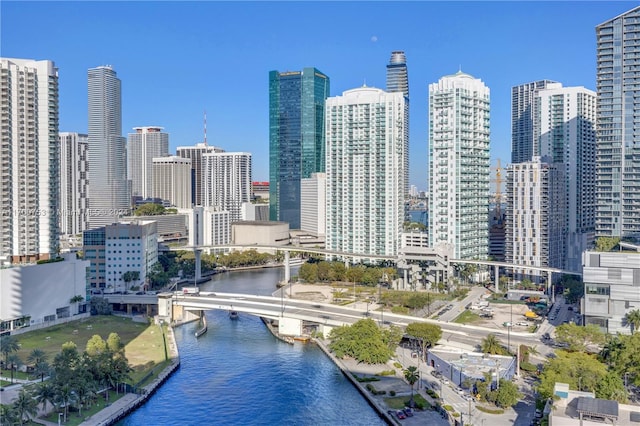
[515,321,529,326]
[396,410,407,420]
[568,306,574,311]
[431,370,441,378]
[441,378,450,385]
[403,407,414,417]
[135,291,145,295]
[535,408,543,418]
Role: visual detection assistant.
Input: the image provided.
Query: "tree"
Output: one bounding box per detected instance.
[134,203,165,216]
[6,353,22,384]
[86,335,108,357]
[405,323,442,362]
[0,404,20,426]
[481,334,505,355]
[55,383,75,423]
[12,388,38,426]
[600,333,640,386]
[595,236,620,252]
[27,349,48,382]
[624,309,640,334]
[493,379,521,408]
[33,381,56,415]
[329,319,394,364]
[0,335,19,368]
[403,366,420,408]
[89,296,113,315]
[106,333,123,353]
[554,323,605,352]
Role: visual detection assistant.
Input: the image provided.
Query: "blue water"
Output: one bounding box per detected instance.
[118,267,386,426]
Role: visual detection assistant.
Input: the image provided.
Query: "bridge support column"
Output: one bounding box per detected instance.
[548,270,554,304]
[494,264,499,294]
[195,248,202,281]
[284,251,290,283]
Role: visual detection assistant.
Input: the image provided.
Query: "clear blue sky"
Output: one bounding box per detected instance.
[2,1,636,190]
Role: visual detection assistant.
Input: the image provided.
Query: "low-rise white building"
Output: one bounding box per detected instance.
[427,347,516,388]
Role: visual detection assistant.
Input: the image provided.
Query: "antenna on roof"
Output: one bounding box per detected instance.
[204,110,207,146]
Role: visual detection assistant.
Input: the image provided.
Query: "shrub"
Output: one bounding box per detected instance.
[389,390,396,396]
[426,389,440,399]
[443,405,454,412]
[355,375,380,383]
[377,369,396,376]
[520,361,537,372]
[452,412,460,417]
[477,406,505,415]
[393,362,402,369]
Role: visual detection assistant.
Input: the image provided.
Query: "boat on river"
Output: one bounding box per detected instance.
[229,310,239,320]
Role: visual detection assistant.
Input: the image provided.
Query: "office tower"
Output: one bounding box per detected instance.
[152,156,192,209]
[301,172,326,237]
[596,6,640,239]
[537,85,596,271]
[0,58,59,264]
[511,80,558,164]
[506,158,565,282]
[386,51,410,197]
[176,143,224,206]
[59,132,89,235]
[87,65,129,228]
[325,87,407,257]
[428,71,490,260]
[269,67,330,229]
[202,152,252,222]
[128,126,169,199]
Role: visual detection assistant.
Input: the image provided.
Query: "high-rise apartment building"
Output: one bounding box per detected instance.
[300,172,326,237]
[152,156,192,209]
[87,65,129,228]
[429,71,490,260]
[0,58,60,264]
[176,142,224,206]
[269,68,330,229]
[506,158,566,282]
[537,85,597,271]
[59,132,88,235]
[511,80,558,164]
[325,87,407,257]
[202,152,252,223]
[386,51,410,197]
[127,126,169,199]
[596,6,640,239]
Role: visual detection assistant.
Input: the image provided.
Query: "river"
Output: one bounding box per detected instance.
[117,267,386,426]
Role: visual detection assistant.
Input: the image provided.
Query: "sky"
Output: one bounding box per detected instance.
[2,1,638,191]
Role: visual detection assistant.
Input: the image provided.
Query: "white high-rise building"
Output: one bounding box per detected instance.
[152,156,192,208]
[537,85,596,272]
[301,172,326,237]
[202,152,252,223]
[87,66,129,228]
[59,132,88,235]
[176,143,224,206]
[428,71,490,260]
[0,58,60,265]
[506,158,565,282]
[127,126,169,199]
[325,86,407,257]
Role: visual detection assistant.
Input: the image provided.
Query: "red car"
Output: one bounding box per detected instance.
[396,410,407,420]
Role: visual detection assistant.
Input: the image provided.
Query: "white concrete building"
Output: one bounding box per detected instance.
[0,58,60,265]
[300,172,326,237]
[87,66,130,228]
[325,86,407,257]
[127,126,169,199]
[428,71,490,260]
[152,155,192,208]
[181,206,231,249]
[241,202,269,221]
[59,132,88,236]
[506,158,565,282]
[202,152,252,223]
[176,143,224,206]
[0,253,89,333]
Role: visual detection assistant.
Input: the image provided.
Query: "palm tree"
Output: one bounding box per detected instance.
[0,335,19,369]
[27,349,47,380]
[13,388,38,425]
[55,383,74,423]
[34,381,56,415]
[600,336,623,367]
[33,360,50,382]
[6,353,22,384]
[0,404,20,426]
[624,309,640,334]
[481,334,504,355]
[403,366,420,408]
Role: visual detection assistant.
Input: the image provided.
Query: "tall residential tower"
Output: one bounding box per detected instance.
[59,132,88,235]
[386,51,410,197]
[127,126,169,199]
[269,68,329,229]
[176,142,224,206]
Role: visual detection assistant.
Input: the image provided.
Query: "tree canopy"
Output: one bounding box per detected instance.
[329,319,395,364]
[405,322,442,361]
[134,203,167,216]
[554,323,605,352]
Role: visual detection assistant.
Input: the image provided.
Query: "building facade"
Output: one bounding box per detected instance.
[511,80,558,164]
[152,156,192,208]
[127,126,169,199]
[386,51,410,195]
[325,87,407,257]
[506,158,566,282]
[87,65,129,228]
[269,68,330,229]
[428,71,490,260]
[300,172,326,237]
[0,58,60,265]
[59,132,88,235]
[202,152,251,223]
[176,142,224,206]
[596,6,640,239]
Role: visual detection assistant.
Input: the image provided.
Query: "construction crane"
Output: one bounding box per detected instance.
[490,159,504,222]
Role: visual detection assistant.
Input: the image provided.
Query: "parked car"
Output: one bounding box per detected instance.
[535,408,543,418]
[515,321,529,326]
[403,407,414,417]
[396,410,407,420]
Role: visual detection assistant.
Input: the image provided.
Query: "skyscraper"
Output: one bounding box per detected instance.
[152,156,192,209]
[127,126,169,199]
[59,132,89,235]
[202,152,252,222]
[511,80,558,164]
[269,67,330,229]
[0,58,59,264]
[87,65,129,228]
[176,143,224,206]
[428,71,490,260]
[325,86,407,257]
[386,51,410,197]
[596,6,640,239]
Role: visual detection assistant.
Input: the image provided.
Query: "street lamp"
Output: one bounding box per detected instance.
[625,372,630,388]
[58,412,62,426]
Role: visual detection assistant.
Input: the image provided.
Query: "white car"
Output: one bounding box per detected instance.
[515,321,529,326]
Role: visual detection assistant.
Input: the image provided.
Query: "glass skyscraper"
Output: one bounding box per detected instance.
[386,51,410,198]
[596,6,640,239]
[269,68,329,229]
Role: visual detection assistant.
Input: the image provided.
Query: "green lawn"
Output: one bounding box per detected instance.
[40,389,126,426]
[452,310,481,324]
